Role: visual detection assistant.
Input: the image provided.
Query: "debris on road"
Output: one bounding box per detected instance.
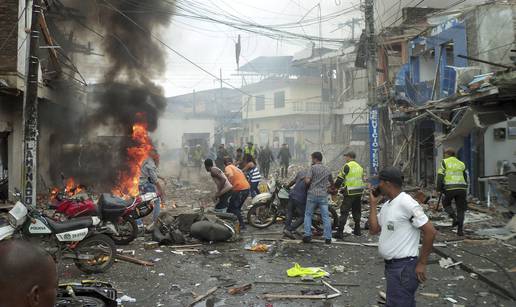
[189,286,218,307]
[263,281,341,300]
[115,253,155,267]
[420,292,439,298]
[287,263,330,279]
[439,257,463,269]
[117,295,136,304]
[144,241,160,250]
[228,283,252,295]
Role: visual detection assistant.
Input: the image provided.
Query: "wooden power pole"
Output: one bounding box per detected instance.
[22,0,42,206]
[364,0,380,179]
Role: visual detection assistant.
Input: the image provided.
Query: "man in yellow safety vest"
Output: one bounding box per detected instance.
[334,152,365,238]
[437,148,468,236]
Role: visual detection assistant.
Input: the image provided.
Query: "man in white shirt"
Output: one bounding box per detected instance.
[368,167,437,307]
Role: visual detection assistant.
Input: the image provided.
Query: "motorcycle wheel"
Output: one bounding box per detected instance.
[55,296,106,307]
[111,218,138,245]
[312,207,339,231]
[73,234,115,274]
[247,202,277,229]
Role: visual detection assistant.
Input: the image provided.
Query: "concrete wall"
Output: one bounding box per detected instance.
[0,0,19,72]
[483,118,516,176]
[155,115,215,151]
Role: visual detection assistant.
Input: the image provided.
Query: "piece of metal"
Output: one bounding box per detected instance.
[457,54,514,70]
[22,0,42,206]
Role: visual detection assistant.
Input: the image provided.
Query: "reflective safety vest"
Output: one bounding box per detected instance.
[438,156,467,190]
[244,145,256,157]
[338,160,365,195]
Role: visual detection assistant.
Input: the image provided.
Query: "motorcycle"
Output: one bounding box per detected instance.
[51,190,159,245]
[246,178,339,230]
[0,191,116,274]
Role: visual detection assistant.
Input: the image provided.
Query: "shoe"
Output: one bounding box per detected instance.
[325,239,332,244]
[452,219,459,227]
[457,229,464,236]
[353,226,361,236]
[302,236,312,243]
[283,229,296,239]
[333,233,344,240]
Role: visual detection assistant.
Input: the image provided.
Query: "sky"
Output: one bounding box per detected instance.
[155,0,363,97]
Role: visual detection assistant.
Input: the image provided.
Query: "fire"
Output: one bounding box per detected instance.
[49,177,85,200]
[112,113,154,197]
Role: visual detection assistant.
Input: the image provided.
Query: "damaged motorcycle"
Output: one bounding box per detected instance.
[0,191,116,274]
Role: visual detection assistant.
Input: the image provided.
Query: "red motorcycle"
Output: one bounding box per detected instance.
[51,191,158,245]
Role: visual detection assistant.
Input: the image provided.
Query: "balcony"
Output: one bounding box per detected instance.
[245,100,330,119]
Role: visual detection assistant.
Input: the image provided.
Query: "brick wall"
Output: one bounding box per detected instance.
[0,0,19,72]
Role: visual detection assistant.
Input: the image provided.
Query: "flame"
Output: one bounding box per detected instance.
[112,113,154,197]
[49,177,85,200]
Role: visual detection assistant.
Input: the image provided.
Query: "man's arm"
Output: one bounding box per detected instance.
[304,167,312,185]
[334,165,349,188]
[415,221,437,283]
[368,187,381,235]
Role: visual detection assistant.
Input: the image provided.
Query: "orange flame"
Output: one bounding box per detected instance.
[50,177,85,200]
[112,113,154,197]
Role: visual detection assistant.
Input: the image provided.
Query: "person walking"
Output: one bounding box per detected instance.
[303,152,334,244]
[334,152,365,238]
[224,158,250,230]
[204,159,233,212]
[139,149,165,229]
[368,167,437,307]
[242,154,261,197]
[259,145,274,179]
[283,169,308,239]
[244,141,257,159]
[437,148,468,236]
[278,143,292,178]
[215,144,228,170]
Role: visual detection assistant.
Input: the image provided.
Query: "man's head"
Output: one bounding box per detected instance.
[236,148,242,154]
[311,152,323,164]
[0,240,58,307]
[204,159,214,172]
[344,151,356,162]
[219,144,225,149]
[377,166,403,197]
[444,147,456,158]
[149,149,160,164]
[223,157,233,166]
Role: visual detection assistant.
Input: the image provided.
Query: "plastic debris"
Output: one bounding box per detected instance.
[286,263,330,279]
[445,297,458,303]
[117,295,136,303]
[208,250,221,255]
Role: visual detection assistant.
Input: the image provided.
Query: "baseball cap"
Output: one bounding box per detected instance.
[378,166,403,187]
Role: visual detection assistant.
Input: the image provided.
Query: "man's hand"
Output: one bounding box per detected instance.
[415,262,427,283]
[368,184,379,207]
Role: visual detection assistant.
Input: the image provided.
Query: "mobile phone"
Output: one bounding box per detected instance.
[372,186,381,197]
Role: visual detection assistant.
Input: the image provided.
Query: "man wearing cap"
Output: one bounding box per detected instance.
[369,167,437,307]
[334,152,365,238]
[244,142,257,159]
[437,148,468,236]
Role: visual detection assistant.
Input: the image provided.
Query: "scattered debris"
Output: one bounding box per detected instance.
[189,286,218,307]
[477,268,498,273]
[286,263,329,279]
[333,265,345,273]
[228,283,252,295]
[171,251,184,256]
[144,242,160,250]
[208,250,221,255]
[117,295,136,304]
[263,281,341,300]
[421,292,439,298]
[444,297,458,303]
[115,254,154,267]
[254,280,359,287]
[439,257,463,269]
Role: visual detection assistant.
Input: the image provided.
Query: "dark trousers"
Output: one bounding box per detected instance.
[280,162,289,178]
[262,162,271,178]
[443,189,467,226]
[337,195,362,233]
[215,191,231,211]
[284,199,306,231]
[228,189,249,228]
[385,257,419,307]
[250,182,260,198]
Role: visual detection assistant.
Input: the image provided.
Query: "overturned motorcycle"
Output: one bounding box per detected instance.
[0,191,116,274]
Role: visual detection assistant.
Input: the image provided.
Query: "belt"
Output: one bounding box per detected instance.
[384,256,417,264]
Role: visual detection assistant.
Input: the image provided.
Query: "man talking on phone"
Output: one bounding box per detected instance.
[368,167,437,307]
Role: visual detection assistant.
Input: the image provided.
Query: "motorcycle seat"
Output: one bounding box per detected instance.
[98,194,130,221]
[45,216,93,233]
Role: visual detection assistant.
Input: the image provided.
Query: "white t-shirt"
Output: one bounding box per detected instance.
[378,192,429,260]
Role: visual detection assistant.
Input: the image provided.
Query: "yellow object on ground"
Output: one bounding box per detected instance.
[286,263,330,278]
[258,182,269,193]
[249,244,269,252]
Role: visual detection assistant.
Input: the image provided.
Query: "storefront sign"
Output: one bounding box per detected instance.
[368,106,380,181]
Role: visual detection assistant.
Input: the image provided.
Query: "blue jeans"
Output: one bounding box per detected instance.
[228,189,249,228]
[250,181,260,197]
[385,257,419,307]
[137,182,161,224]
[304,194,332,240]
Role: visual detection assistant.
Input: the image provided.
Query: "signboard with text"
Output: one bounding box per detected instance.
[368,106,380,184]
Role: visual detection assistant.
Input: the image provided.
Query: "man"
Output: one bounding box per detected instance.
[283,169,308,239]
[139,149,166,228]
[224,158,251,230]
[244,141,257,159]
[278,143,292,178]
[334,152,365,238]
[437,148,468,236]
[303,152,334,244]
[368,167,437,307]
[204,159,233,212]
[0,240,58,307]
[215,144,228,170]
[178,145,190,181]
[234,148,244,169]
[259,145,274,179]
[192,144,203,173]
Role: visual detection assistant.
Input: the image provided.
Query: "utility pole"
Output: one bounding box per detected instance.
[22,0,42,206]
[365,0,380,179]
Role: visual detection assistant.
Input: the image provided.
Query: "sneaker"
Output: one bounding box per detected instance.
[333,233,344,240]
[325,239,332,244]
[302,236,312,243]
[283,229,296,239]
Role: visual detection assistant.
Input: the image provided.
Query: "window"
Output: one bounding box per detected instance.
[351,125,368,141]
[255,95,265,111]
[274,91,285,108]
